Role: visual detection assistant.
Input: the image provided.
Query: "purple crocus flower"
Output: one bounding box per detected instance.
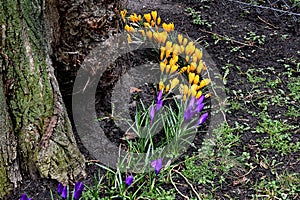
[197,113,209,125]
[151,158,163,176]
[150,105,155,124]
[195,103,204,113]
[184,108,193,121]
[57,182,64,195]
[125,175,134,186]
[20,194,32,200]
[74,181,84,200]
[61,185,68,199]
[196,95,205,106]
[156,90,163,111]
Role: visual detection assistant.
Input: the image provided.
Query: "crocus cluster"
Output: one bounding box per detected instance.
[125,158,163,186]
[57,181,84,200]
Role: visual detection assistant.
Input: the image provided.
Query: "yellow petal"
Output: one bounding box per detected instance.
[165,84,170,93]
[199,78,210,89]
[196,90,202,99]
[159,81,164,91]
[183,38,188,46]
[183,85,189,95]
[151,11,157,22]
[165,64,171,74]
[170,64,178,74]
[193,75,199,85]
[138,30,145,37]
[146,30,152,39]
[160,47,165,60]
[144,13,151,23]
[190,62,197,72]
[157,17,161,26]
[170,78,179,89]
[178,34,183,45]
[188,73,195,84]
[197,60,204,74]
[160,62,166,73]
[120,9,127,22]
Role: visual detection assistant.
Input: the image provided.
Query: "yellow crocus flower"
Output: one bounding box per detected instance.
[165,64,171,74]
[183,84,189,95]
[159,81,164,91]
[160,62,166,73]
[205,93,211,98]
[162,22,174,32]
[185,55,189,63]
[198,78,211,89]
[188,73,195,84]
[165,49,171,58]
[165,84,170,93]
[120,10,127,22]
[170,64,178,74]
[191,84,198,92]
[178,34,183,45]
[190,62,197,72]
[160,47,165,60]
[193,75,199,85]
[197,60,204,74]
[196,91,202,99]
[144,13,151,23]
[183,94,187,101]
[146,30,152,39]
[170,78,179,89]
[125,25,135,33]
[129,13,142,22]
[151,11,158,22]
[183,38,188,46]
[157,17,161,26]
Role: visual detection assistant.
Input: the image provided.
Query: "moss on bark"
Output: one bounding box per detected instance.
[0,0,85,197]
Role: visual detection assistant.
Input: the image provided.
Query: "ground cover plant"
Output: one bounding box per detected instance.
[11,0,299,199]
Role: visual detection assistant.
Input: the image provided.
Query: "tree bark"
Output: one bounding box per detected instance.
[0,0,85,198]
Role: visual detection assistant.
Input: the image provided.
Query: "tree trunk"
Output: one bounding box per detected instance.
[0,0,85,198]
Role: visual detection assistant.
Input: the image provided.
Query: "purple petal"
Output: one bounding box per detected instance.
[151,158,163,176]
[196,95,205,105]
[125,175,134,186]
[157,90,163,102]
[61,186,68,199]
[184,108,193,121]
[20,194,29,200]
[57,182,63,195]
[74,182,84,200]
[188,96,196,109]
[156,100,163,111]
[197,113,209,125]
[150,105,155,124]
[195,103,204,113]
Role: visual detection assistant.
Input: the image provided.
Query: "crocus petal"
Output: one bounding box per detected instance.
[156,100,163,111]
[74,182,84,200]
[196,95,205,105]
[150,105,155,124]
[157,90,163,102]
[57,182,64,195]
[125,175,134,186]
[195,103,204,113]
[151,158,163,176]
[184,108,193,121]
[20,194,29,200]
[197,113,209,125]
[61,186,68,199]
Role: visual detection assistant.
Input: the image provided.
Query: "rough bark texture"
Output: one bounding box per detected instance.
[0,0,85,197]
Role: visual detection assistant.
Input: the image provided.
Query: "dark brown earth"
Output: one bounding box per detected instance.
[9,0,299,199]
